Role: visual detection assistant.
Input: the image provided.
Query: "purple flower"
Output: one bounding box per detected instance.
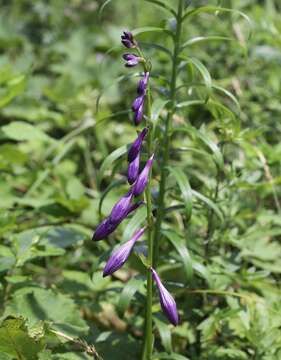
[132,95,145,112]
[92,201,143,241]
[134,101,145,125]
[126,200,144,216]
[151,268,179,326]
[133,154,154,196]
[110,190,133,224]
[92,217,118,241]
[137,72,150,95]
[121,31,137,48]
[128,127,148,163]
[103,227,146,277]
[123,54,141,67]
[128,153,140,185]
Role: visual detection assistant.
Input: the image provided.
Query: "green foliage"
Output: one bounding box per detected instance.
[0,0,281,358]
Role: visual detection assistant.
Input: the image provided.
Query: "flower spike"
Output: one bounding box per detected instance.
[103,227,146,277]
[151,268,179,326]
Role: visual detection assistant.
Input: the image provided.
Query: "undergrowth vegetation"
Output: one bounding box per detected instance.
[0,0,281,359]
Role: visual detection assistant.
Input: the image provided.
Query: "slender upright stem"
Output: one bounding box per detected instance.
[143,80,154,360]
[153,0,184,266]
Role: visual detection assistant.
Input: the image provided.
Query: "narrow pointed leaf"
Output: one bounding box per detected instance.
[153,317,172,353]
[117,277,143,316]
[98,145,127,184]
[167,166,192,221]
[162,229,193,283]
[192,189,224,222]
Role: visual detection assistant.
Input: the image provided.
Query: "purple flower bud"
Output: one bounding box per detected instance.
[128,127,148,163]
[121,31,137,48]
[133,154,154,196]
[128,153,140,185]
[126,200,144,216]
[110,190,133,224]
[134,101,144,125]
[151,268,179,326]
[137,72,150,95]
[103,227,146,277]
[92,217,118,241]
[123,53,141,67]
[132,95,144,112]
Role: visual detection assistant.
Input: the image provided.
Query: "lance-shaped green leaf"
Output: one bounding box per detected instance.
[179,56,212,92]
[153,317,172,353]
[144,0,177,16]
[132,27,173,38]
[117,277,143,316]
[162,229,193,283]
[98,144,127,184]
[171,126,224,171]
[192,189,224,222]
[123,206,147,241]
[167,166,192,221]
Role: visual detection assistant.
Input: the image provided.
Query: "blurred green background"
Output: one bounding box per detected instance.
[0,0,281,359]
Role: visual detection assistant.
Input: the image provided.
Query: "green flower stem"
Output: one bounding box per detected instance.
[144,65,154,360]
[153,0,184,266]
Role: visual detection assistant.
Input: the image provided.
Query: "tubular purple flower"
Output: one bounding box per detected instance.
[121,31,137,48]
[133,154,154,196]
[103,227,146,277]
[132,95,144,112]
[134,101,144,125]
[137,72,150,95]
[123,54,141,67]
[128,127,148,163]
[151,268,179,326]
[126,200,144,216]
[92,201,143,241]
[92,217,118,241]
[128,153,140,185]
[110,190,133,224]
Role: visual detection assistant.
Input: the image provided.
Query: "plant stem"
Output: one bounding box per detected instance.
[143,61,154,360]
[153,0,184,266]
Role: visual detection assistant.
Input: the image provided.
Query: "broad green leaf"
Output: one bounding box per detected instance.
[0,318,45,360]
[167,166,192,221]
[1,121,52,142]
[117,277,143,316]
[4,288,89,337]
[153,317,172,353]
[162,229,193,283]
[0,74,26,109]
[0,245,16,272]
[98,145,127,184]
[192,189,224,222]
